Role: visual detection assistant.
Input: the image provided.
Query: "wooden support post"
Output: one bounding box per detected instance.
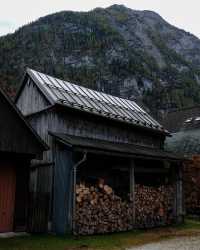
[176,163,184,223]
[130,159,135,227]
[72,152,87,234]
[172,162,184,224]
[172,165,177,221]
[72,165,77,234]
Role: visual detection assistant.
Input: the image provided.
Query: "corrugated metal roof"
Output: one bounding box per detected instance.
[27,68,166,133]
[50,132,184,161]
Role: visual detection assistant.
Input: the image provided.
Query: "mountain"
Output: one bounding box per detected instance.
[1,4,200,118]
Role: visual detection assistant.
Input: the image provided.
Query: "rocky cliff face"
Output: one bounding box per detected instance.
[1,4,200,117]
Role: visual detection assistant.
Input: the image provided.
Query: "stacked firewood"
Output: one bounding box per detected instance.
[75,182,133,235]
[184,156,200,214]
[135,184,175,228]
[75,181,175,235]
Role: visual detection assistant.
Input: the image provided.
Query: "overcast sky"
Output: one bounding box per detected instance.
[0,0,199,38]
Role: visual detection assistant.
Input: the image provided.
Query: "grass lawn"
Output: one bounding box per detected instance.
[1,220,200,250]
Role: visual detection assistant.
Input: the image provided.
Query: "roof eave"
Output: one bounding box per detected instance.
[14,70,29,103]
[49,132,185,162]
[54,102,170,137]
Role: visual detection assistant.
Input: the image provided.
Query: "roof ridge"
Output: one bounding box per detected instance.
[26,68,166,134]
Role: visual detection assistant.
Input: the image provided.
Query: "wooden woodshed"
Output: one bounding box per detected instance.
[0,87,47,233]
[15,68,185,235]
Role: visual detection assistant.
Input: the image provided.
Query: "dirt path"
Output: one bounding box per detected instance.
[128,236,200,250]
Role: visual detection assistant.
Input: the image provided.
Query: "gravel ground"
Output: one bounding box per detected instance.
[128,236,200,250]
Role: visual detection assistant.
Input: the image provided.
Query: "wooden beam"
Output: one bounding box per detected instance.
[135,167,168,174]
[176,164,184,223]
[72,165,77,234]
[171,165,177,220]
[172,163,184,224]
[130,159,135,227]
[73,147,181,162]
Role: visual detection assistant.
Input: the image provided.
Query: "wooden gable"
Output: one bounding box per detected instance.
[0,88,47,156]
[16,76,50,116]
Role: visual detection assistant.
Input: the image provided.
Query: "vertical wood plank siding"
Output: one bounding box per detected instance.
[52,142,73,234]
[28,109,163,165]
[0,92,45,155]
[25,108,165,233]
[16,79,50,116]
[28,112,54,163]
[28,165,51,232]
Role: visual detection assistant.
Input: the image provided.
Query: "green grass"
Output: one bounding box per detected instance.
[1,220,200,250]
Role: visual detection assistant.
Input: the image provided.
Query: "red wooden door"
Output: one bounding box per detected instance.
[0,165,16,232]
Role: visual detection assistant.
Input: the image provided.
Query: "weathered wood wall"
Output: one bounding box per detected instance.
[0,89,44,156]
[52,142,73,234]
[23,106,166,233]
[28,164,51,232]
[27,107,165,163]
[16,79,50,116]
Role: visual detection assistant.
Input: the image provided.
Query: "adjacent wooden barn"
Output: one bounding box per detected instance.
[0,88,47,233]
[163,106,200,133]
[15,68,185,235]
[165,108,200,217]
